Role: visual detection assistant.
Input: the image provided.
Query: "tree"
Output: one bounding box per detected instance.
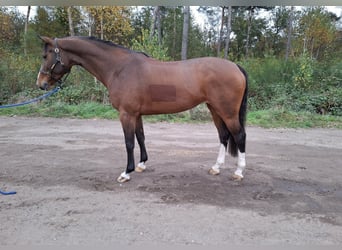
[131,6,153,40]
[24,6,31,55]
[260,6,293,58]
[32,7,68,37]
[285,6,295,60]
[295,7,338,60]
[181,6,190,60]
[197,6,220,53]
[0,7,15,48]
[245,6,252,58]
[228,7,269,59]
[224,6,232,59]
[245,6,273,58]
[150,6,162,45]
[0,7,25,51]
[131,29,170,61]
[67,6,75,36]
[215,6,233,59]
[160,7,183,60]
[86,6,133,46]
[217,6,226,56]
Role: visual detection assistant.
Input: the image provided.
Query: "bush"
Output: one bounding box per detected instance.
[131,29,171,61]
[0,51,40,103]
[241,56,341,116]
[189,103,211,121]
[292,53,314,90]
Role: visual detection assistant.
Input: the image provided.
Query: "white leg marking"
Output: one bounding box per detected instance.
[209,144,226,175]
[117,171,130,183]
[234,150,246,179]
[135,162,146,172]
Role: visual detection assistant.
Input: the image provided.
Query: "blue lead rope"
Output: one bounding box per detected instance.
[0,189,17,195]
[0,87,61,109]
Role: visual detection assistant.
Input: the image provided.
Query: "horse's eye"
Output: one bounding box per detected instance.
[42,55,47,59]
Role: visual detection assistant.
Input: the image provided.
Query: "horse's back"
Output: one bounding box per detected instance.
[143,56,244,87]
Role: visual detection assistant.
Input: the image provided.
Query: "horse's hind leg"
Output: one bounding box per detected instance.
[135,116,148,173]
[224,118,246,181]
[207,104,230,175]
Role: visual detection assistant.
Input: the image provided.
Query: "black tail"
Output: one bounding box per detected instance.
[237,64,248,128]
[228,64,248,157]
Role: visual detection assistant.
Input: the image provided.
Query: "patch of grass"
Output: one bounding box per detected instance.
[1,102,341,128]
[0,101,193,123]
[0,101,119,120]
[247,109,342,128]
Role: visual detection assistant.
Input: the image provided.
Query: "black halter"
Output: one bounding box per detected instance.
[39,38,70,87]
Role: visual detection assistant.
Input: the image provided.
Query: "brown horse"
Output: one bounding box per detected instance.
[36,36,248,183]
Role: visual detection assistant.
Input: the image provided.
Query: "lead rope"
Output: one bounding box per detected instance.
[0,65,70,109]
[0,189,17,195]
[0,87,61,109]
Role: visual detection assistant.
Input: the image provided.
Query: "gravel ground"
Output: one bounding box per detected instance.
[1,116,341,246]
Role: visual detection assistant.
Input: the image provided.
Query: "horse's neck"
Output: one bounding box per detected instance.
[61,38,125,87]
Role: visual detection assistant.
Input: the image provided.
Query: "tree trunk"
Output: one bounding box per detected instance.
[217,7,225,57]
[87,9,92,36]
[156,8,162,45]
[24,6,31,56]
[224,6,232,59]
[150,6,161,43]
[181,6,190,60]
[245,7,253,58]
[67,6,75,36]
[285,6,294,61]
[172,8,177,58]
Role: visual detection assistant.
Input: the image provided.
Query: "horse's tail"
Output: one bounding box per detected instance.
[228,64,248,157]
[237,64,248,129]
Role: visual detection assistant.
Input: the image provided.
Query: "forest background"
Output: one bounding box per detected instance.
[0,6,341,127]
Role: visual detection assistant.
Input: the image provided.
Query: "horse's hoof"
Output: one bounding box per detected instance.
[208,167,220,176]
[135,162,146,173]
[117,175,130,183]
[117,172,130,183]
[231,173,243,181]
[135,166,144,173]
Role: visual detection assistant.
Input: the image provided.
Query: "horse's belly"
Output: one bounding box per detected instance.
[140,92,204,115]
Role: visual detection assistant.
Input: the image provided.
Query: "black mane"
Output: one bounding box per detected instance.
[80,36,150,57]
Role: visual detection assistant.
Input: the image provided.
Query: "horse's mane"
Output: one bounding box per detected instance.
[80,36,150,57]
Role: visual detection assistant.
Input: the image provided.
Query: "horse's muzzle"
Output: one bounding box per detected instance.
[36,72,50,90]
[39,82,49,91]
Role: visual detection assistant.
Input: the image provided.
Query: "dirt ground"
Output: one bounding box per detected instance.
[0,116,342,246]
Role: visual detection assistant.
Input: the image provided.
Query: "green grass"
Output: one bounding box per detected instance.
[1,101,341,128]
[247,109,342,128]
[0,102,119,119]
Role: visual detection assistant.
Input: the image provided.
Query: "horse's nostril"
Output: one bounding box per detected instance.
[39,82,49,90]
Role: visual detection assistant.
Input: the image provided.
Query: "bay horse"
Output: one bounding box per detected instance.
[36,36,248,183]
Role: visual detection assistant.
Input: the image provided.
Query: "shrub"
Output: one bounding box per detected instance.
[131,29,171,61]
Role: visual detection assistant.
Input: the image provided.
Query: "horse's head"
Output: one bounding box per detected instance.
[36,36,71,90]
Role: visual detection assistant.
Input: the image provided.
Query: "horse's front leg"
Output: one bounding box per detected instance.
[117,112,137,183]
[135,116,148,173]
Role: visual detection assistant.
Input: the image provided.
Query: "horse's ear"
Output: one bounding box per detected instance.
[38,35,53,44]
